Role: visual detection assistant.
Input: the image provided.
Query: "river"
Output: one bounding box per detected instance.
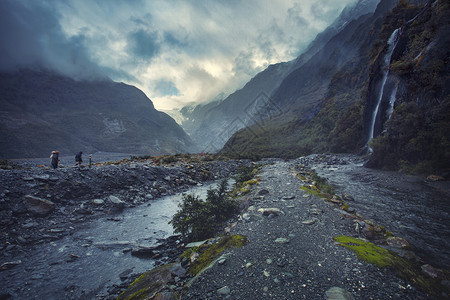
[1,181,221,299]
[307,154,450,271]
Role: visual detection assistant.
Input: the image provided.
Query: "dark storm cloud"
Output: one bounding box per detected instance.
[0,0,105,80]
[0,0,359,109]
[128,29,161,60]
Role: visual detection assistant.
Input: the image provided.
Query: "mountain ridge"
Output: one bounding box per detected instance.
[0,69,198,158]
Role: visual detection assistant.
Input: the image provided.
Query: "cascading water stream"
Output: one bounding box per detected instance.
[366,28,401,152]
[386,82,398,120]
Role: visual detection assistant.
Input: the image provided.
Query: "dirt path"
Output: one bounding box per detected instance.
[183,159,428,299]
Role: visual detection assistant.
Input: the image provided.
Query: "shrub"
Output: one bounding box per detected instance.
[170,179,238,241]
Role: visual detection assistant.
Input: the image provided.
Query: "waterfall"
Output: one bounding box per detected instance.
[386,82,398,120]
[366,28,401,151]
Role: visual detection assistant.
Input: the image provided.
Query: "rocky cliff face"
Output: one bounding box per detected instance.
[366,0,450,172]
[0,70,198,158]
[223,0,400,158]
[223,0,449,174]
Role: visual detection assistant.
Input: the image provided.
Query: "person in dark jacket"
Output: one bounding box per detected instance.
[75,151,83,167]
[50,150,59,169]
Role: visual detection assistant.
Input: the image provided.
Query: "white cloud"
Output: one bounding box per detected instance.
[1,0,358,110]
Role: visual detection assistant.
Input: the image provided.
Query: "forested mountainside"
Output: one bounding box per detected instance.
[0,70,198,158]
[180,0,381,152]
[223,0,449,174]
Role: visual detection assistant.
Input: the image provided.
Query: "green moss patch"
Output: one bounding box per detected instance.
[188,235,248,276]
[334,236,448,297]
[117,263,175,300]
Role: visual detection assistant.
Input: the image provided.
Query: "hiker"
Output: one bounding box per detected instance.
[88,154,92,168]
[75,151,83,167]
[50,150,59,169]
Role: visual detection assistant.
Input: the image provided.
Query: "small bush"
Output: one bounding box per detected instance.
[170,179,238,241]
[233,164,261,186]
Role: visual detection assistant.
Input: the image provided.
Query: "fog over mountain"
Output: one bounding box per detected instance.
[0,0,358,110]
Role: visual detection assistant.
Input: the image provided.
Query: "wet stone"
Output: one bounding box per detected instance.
[274,238,289,244]
[92,199,104,205]
[325,287,355,300]
[217,286,230,296]
[302,219,317,225]
[24,195,55,217]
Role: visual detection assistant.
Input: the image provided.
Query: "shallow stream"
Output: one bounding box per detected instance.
[310,156,450,271]
[1,181,221,299]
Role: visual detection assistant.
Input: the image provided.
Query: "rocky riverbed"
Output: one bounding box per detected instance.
[1,154,449,299]
[123,155,449,300]
[0,154,246,299]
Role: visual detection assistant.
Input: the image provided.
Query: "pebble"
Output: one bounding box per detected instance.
[92,199,104,205]
[302,219,317,225]
[325,287,355,300]
[217,286,230,295]
[274,238,289,244]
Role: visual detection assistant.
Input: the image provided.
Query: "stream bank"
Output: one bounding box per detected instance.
[0,156,246,299]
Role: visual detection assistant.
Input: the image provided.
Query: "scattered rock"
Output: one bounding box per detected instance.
[190,252,200,264]
[24,195,55,216]
[282,195,295,200]
[302,219,317,225]
[325,287,355,300]
[330,196,341,204]
[342,194,354,201]
[108,195,125,208]
[170,263,186,277]
[186,240,207,248]
[0,260,22,271]
[258,189,270,195]
[421,264,443,278]
[217,286,230,296]
[34,174,50,182]
[274,238,289,244]
[92,199,105,205]
[257,208,282,216]
[386,237,411,249]
[311,208,323,215]
[426,175,445,182]
[131,246,156,258]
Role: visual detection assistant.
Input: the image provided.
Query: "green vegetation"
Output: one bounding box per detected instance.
[187,235,248,276]
[222,1,449,175]
[368,0,450,174]
[170,163,261,241]
[117,263,175,300]
[334,236,448,297]
[233,164,261,185]
[170,179,238,241]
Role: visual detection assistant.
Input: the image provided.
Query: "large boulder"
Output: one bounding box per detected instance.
[24,195,55,216]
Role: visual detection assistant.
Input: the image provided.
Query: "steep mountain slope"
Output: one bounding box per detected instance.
[0,70,198,158]
[366,0,450,171]
[223,0,449,174]
[180,62,292,152]
[180,0,381,152]
[223,0,401,158]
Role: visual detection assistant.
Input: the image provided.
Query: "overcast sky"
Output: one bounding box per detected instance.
[1,0,358,110]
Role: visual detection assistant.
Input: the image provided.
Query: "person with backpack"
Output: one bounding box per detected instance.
[50,150,59,169]
[75,151,83,167]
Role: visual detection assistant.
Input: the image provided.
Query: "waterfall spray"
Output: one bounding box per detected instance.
[366,28,402,152]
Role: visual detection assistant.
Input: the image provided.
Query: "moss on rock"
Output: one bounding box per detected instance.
[188,235,248,276]
[117,263,176,300]
[334,236,449,298]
